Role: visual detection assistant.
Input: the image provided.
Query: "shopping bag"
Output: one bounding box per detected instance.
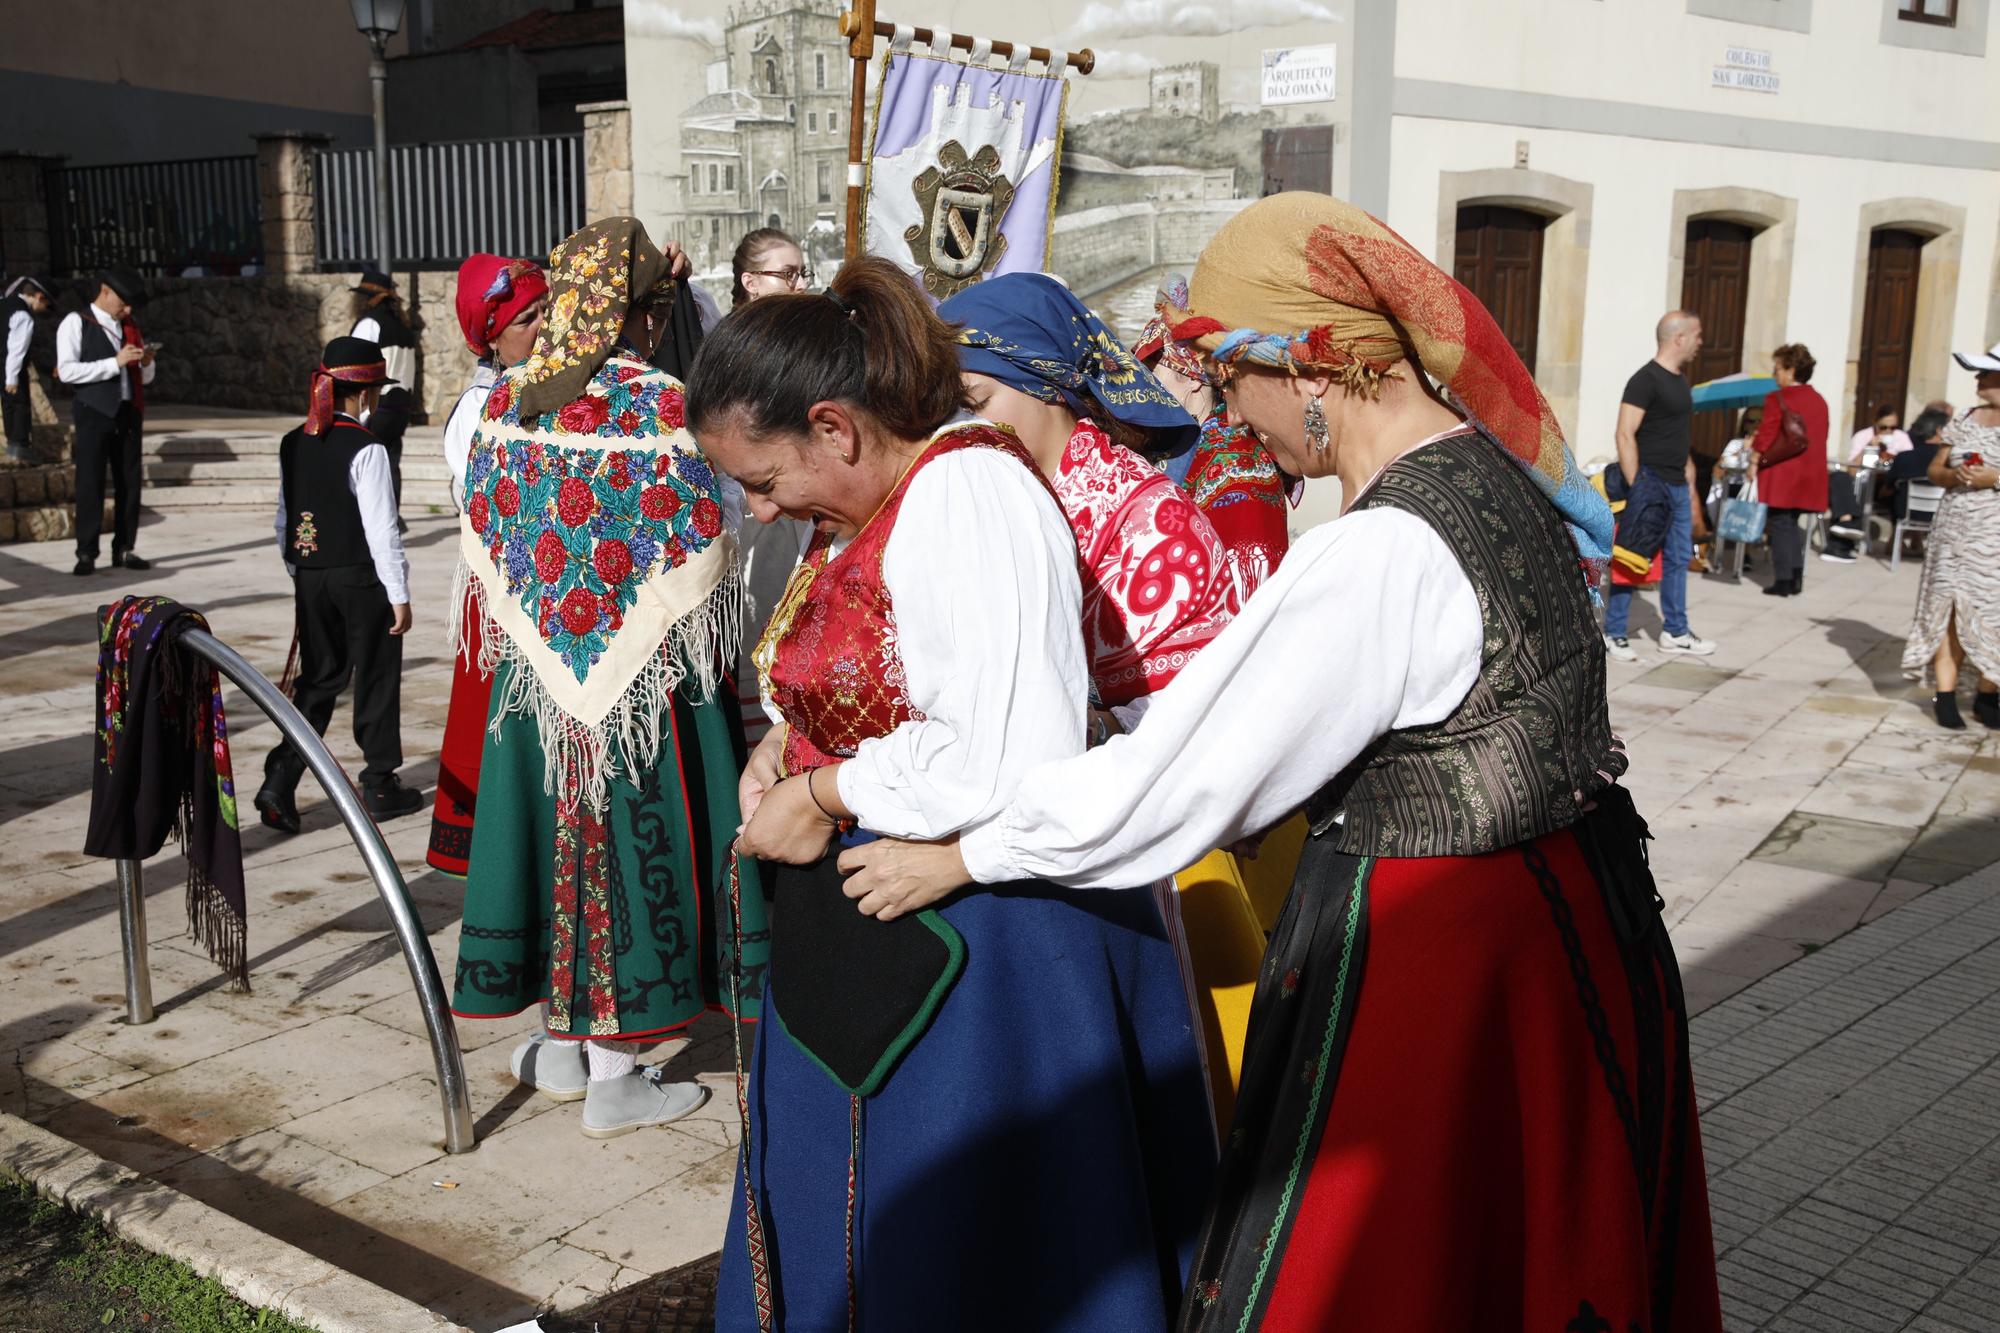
[1717,482,1767,544]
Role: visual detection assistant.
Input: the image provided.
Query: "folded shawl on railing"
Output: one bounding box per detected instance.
[83,597,248,988]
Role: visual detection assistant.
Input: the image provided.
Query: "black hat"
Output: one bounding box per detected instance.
[351,269,396,293]
[99,267,144,305]
[6,274,54,301]
[319,335,396,382]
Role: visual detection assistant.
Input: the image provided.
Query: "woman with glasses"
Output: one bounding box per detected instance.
[730,228,813,304]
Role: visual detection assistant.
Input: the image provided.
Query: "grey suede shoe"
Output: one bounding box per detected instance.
[580,1067,711,1139]
[509,1033,588,1102]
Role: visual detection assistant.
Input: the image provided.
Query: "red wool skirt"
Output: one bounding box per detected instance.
[426,588,491,876]
[1181,795,1722,1333]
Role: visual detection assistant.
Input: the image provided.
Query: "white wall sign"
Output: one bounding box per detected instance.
[1261,45,1337,106]
[1713,46,1779,93]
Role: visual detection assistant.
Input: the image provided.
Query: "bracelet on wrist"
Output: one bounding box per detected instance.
[807,767,856,833]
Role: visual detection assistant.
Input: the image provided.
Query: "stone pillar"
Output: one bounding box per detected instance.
[253,132,332,276]
[580,101,633,222]
[0,152,61,277]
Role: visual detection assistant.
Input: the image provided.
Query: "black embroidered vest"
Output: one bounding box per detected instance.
[71,316,130,418]
[279,421,375,569]
[1307,431,1624,857]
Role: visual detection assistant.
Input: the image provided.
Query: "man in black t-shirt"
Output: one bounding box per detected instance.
[1603,310,1718,661]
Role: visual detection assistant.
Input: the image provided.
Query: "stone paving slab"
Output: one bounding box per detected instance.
[0,494,1995,1327]
[1695,861,2000,1331]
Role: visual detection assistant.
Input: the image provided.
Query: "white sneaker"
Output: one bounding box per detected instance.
[510,1033,588,1102]
[1658,632,1716,656]
[1603,634,1638,663]
[1819,551,1857,564]
[1829,524,1866,541]
[581,1066,711,1139]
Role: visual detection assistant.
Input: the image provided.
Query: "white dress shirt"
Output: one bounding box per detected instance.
[349,315,417,391]
[826,445,1091,841]
[958,502,1485,889]
[441,362,498,510]
[5,308,32,387]
[55,305,157,396]
[273,413,412,604]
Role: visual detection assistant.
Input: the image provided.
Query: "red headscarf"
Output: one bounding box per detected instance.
[454,254,548,360]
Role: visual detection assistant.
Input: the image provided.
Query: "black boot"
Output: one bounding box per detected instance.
[1974,692,2000,730]
[1763,573,1792,596]
[255,748,306,834]
[362,772,425,821]
[1935,692,1967,731]
[1790,572,1804,595]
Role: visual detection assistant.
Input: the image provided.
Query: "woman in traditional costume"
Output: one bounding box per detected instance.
[449,218,768,1140]
[689,257,1214,1330]
[938,273,1270,1123]
[427,253,547,876]
[841,193,1724,1333]
[1134,271,1291,587]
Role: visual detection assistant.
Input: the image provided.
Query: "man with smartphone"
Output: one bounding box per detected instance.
[56,267,156,575]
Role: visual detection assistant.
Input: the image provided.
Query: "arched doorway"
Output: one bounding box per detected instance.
[1854,228,1924,431]
[1453,204,1548,373]
[1681,217,1759,471]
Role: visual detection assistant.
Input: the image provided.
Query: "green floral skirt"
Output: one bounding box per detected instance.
[450,660,769,1038]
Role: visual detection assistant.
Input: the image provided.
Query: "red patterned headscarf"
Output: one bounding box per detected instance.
[1165,192,1613,579]
[454,253,548,359]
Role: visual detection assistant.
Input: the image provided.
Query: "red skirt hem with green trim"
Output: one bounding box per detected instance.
[1181,796,1722,1333]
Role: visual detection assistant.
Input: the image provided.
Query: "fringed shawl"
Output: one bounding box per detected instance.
[457,353,739,812]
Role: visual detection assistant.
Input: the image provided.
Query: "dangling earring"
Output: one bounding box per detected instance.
[1304,395,1330,453]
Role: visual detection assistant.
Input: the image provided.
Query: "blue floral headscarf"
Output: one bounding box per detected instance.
[941,274,1198,447]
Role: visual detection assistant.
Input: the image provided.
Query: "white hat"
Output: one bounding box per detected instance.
[1954,341,2000,373]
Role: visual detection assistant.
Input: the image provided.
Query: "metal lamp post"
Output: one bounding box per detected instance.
[350,0,406,276]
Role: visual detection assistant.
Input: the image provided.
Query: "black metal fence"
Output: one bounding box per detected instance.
[314,132,586,270]
[45,156,263,277]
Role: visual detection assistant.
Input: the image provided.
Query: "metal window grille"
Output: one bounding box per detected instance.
[45,156,263,277]
[314,133,586,270]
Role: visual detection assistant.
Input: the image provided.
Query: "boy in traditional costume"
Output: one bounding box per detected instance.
[255,336,424,832]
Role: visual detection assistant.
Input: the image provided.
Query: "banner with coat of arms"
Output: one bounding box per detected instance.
[862,51,1067,300]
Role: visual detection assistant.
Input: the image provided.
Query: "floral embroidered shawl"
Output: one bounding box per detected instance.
[459,352,739,810]
[1053,420,1250,707]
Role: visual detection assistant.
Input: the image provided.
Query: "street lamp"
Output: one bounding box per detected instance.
[350,0,405,277]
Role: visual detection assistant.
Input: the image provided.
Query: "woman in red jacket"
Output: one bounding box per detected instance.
[1752,342,1831,596]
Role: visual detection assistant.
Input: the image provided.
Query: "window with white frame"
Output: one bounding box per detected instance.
[816,52,828,89]
[808,111,819,133]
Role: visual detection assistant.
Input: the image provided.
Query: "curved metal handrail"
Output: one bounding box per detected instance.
[113,627,476,1155]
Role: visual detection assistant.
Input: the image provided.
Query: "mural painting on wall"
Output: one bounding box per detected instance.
[645,0,1342,335]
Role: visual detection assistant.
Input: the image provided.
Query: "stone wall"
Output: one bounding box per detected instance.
[1051,200,1254,299]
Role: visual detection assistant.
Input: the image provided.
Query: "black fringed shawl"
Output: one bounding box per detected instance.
[83,598,249,988]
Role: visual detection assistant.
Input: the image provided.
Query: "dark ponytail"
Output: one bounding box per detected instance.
[687,255,968,443]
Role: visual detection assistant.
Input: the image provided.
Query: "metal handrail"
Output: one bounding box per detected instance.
[113,627,476,1155]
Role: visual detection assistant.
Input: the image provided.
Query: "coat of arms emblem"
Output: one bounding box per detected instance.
[905,140,1016,300]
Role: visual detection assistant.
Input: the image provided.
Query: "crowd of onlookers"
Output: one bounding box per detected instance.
[1598,306,2000,732]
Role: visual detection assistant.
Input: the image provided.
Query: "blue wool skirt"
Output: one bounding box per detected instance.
[718,881,1216,1332]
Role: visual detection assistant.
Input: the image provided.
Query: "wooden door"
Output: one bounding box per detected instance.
[1260,126,1333,197]
[1680,218,1755,465]
[1854,228,1923,432]
[1453,205,1546,373]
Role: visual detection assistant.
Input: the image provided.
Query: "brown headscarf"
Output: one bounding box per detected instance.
[516,216,676,421]
[1164,192,1613,579]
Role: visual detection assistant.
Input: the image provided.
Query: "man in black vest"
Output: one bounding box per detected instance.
[254,336,424,834]
[348,269,416,523]
[3,274,55,464]
[55,267,155,575]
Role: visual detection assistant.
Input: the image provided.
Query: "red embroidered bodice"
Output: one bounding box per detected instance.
[1052,420,1247,707]
[758,424,1043,776]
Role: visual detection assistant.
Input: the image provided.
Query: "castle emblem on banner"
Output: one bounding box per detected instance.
[906,141,1016,298]
[862,49,1068,302]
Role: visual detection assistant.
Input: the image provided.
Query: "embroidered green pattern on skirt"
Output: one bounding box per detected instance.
[452,658,770,1037]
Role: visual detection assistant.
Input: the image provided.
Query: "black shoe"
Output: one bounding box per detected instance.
[1790,573,1804,595]
[362,774,425,821]
[1763,579,1791,596]
[254,779,302,834]
[1975,692,2000,730]
[72,557,95,576]
[120,553,152,571]
[1935,692,1967,731]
